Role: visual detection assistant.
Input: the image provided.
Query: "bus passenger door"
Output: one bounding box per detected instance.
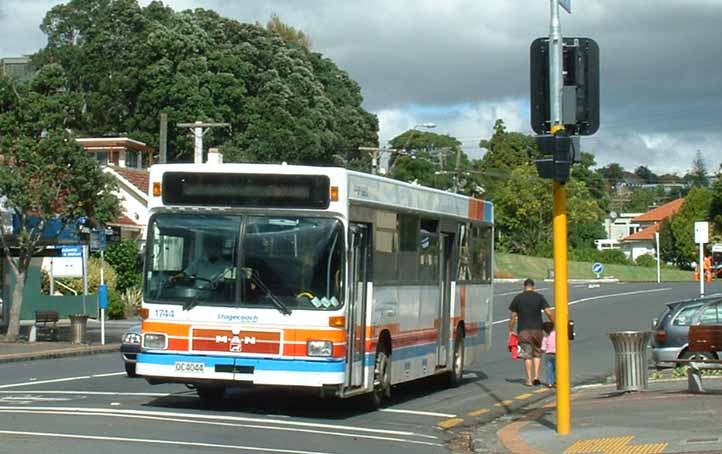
[346,224,369,388]
[437,233,454,367]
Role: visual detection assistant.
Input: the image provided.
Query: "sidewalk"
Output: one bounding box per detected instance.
[493,379,722,454]
[0,319,137,363]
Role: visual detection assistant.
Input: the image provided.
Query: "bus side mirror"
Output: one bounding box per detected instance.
[568,320,575,341]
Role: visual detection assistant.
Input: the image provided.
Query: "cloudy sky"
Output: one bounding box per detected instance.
[2,0,721,175]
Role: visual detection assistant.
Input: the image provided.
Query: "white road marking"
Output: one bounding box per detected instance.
[0,396,74,402]
[0,390,172,397]
[495,287,549,297]
[380,408,457,418]
[492,287,673,325]
[0,406,439,440]
[0,409,443,447]
[0,372,125,389]
[0,429,337,454]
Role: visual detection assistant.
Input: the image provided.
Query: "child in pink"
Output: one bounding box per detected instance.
[541,322,556,388]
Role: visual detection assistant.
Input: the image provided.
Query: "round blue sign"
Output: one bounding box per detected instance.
[592,262,604,274]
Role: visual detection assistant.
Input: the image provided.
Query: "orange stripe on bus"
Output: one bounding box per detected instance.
[294,329,346,343]
[142,321,191,337]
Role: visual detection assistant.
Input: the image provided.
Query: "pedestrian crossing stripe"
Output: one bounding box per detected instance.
[564,435,668,454]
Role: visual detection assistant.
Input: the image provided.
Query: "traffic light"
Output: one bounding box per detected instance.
[535,134,577,183]
[530,37,599,136]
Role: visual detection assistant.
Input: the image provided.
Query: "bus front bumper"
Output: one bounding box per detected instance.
[136,352,346,388]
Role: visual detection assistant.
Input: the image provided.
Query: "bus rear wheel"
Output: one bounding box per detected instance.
[366,350,391,410]
[196,384,226,401]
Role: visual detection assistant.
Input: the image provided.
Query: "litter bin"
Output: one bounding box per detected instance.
[547,268,555,279]
[69,314,89,344]
[609,331,651,391]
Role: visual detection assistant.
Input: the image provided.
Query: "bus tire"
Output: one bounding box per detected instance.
[366,350,391,410]
[196,384,226,401]
[447,334,465,388]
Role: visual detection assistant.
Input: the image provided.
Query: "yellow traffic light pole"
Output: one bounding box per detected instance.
[553,179,571,435]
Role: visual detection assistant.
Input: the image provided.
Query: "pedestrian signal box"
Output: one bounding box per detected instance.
[530,37,599,136]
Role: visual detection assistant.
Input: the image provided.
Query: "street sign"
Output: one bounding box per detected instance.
[695,221,709,244]
[592,262,604,278]
[98,284,109,310]
[60,245,83,258]
[559,0,571,14]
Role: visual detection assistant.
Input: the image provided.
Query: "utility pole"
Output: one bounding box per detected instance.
[358,146,399,175]
[159,113,168,164]
[177,121,231,164]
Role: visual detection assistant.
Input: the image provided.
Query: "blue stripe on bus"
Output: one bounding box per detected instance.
[137,353,346,373]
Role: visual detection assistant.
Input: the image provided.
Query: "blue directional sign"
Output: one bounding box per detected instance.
[592,262,604,276]
[60,245,83,258]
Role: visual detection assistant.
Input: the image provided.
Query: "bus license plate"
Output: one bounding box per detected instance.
[174,361,205,373]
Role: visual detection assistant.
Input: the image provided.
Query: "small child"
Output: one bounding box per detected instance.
[541,321,556,388]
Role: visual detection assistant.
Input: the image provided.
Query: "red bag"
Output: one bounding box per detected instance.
[508,333,520,360]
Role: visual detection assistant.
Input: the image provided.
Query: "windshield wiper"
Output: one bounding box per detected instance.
[241,267,291,316]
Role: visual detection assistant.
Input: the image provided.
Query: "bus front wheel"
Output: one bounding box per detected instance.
[447,334,465,387]
[366,350,391,409]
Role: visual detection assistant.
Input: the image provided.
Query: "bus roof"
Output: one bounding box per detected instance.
[148,163,493,224]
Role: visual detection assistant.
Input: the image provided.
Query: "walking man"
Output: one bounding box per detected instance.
[508,278,554,386]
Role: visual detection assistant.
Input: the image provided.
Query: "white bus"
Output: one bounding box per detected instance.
[136,163,494,406]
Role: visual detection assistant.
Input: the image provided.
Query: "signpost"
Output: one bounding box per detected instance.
[695,221,709,297]
[592,262,604,279]
[91,228,109,345]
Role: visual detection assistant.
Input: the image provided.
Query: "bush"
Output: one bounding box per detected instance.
[635,254,657,268]
[599,249,630,265]
[104,239,142,293]
[121,286,143,317]
[107,290,126,320]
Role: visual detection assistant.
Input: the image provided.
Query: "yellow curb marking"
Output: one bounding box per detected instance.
[534,388,551,394]
[515,393,534,400]
[564,435,668,454]
[493,400,514,407]
[467,408,490,417]
[437,417,464,429]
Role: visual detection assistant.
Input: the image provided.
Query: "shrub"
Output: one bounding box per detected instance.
[635,254,657,268]
[104,239,143,293]
[106,290,126,320]
[599,249,630,265]
[121,286,143,317]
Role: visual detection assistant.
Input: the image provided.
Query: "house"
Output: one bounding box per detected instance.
[0,56,34,81]
[76,137,153,241]
[619,198,685,261]
[595,212,644,252]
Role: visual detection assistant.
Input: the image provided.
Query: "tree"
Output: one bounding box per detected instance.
[0,70,119,342]
[669,187,713,267]
[493,163,603,255]
[571,152,609,212]
[634,165,657,184]
[33,1,377,166]
[598,163,625,189]
[626,189,656,212]
[710,173,722,237]
[686,150,709,188]
[477,119,539,195]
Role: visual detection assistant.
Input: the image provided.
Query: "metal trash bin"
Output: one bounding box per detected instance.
[609,331,651,391]
[548,268,555,279]
[69,314,89,344]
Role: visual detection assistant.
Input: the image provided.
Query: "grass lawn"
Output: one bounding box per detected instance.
[495,253,695,282]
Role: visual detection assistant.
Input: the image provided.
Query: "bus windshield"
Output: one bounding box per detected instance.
[144,214,344,311]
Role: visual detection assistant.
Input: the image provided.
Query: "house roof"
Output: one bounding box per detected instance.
[112,167,149,195]
[76,137,155,153]
[108,215,139,227]
[632,198,684,222]
[623,223,660,242]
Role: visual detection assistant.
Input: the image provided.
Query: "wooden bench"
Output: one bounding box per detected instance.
[684,325,722,393]
[34,310,59,341]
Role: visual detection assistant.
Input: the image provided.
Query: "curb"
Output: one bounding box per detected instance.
[0,344,120,364]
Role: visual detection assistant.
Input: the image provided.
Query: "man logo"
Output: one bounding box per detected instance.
[216,334,257,352]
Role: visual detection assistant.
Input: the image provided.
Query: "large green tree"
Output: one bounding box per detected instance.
[0,68,119,342]
[685,151,710,188]
[571,152,609,212]
[34,0,378,166]
[598,163,625,189]
[669,187,712,267]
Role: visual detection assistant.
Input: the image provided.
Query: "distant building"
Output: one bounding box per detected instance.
[0,56,35,81]
[595,211,644,252]
[619,198,685,261]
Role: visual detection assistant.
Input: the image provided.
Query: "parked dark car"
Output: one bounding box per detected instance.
[120,324,142,377]
[651,295,722,368]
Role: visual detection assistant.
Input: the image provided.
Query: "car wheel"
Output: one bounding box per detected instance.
[196,385,226,400]
[124,362,137,378]
[679,350,716,365]
[447,334,465,388]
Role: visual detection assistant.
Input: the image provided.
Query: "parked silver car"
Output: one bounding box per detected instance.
[120,324,142,377]
[651,295,722,368]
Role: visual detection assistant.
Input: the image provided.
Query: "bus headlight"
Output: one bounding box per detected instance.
[143,333,167,349]
[307,340,333,357]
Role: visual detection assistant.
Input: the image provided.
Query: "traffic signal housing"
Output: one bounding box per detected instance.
[535,134,578,183]
[530,37,599,136]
